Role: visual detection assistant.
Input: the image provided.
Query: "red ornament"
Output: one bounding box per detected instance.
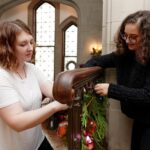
[85,135,94,150]
[87,142,94,150]
[87,119,97,135]
[85,135,92,144]
[59,115,65,120]
[57,121,68,137]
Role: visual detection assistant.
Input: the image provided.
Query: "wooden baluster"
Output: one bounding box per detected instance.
[68,96,81,150]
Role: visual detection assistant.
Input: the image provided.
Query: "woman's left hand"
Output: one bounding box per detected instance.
[94,83,109,96]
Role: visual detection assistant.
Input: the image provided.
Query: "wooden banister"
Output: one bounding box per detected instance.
[53,66,103,105]
[53,66,103,150]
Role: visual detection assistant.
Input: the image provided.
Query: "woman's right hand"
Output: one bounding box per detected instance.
[50,100,69,113]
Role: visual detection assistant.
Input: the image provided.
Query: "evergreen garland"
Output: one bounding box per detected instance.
[81,91,108,150]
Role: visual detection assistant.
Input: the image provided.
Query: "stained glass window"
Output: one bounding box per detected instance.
[64,25,78,70]
[35,2,55,81]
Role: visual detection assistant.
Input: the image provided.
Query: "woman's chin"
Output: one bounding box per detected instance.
[127,44,139,51]
[128,46,136,51]
[25,58,32,62]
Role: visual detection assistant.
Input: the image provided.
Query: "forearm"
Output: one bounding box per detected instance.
[84,52,116,68]
[108,83,150,103]
[1,101,67,132]
[13,103,56,131]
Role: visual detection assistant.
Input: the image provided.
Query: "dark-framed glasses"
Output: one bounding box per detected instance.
[121,33,139,44]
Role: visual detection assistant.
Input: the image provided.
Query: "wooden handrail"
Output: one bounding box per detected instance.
[53,66,103,105]
[52,66,103,150]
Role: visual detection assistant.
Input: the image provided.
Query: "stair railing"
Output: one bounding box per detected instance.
[53,66,103,150]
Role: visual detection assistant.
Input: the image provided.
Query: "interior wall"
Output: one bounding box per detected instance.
[0,1,77,25]
[59,4,77,24]
[72,0,103,65]
[0,1,30,24]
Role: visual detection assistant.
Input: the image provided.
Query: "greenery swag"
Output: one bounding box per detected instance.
[81,91,108,150]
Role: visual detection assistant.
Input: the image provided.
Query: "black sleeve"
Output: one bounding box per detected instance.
[108,75,150,104]
[83,52,117,68]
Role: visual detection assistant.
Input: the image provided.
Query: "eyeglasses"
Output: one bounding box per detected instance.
[121,33,139,44]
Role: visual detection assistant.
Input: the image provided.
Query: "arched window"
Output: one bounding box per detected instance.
[35,2,55,81]
[29,1,78,79]
[64,24,78,70]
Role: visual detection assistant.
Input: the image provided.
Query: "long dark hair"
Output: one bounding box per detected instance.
[115,10,150,64]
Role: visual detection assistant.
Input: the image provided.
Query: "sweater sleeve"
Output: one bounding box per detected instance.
[83,52,117,68]
[108,82,150,104]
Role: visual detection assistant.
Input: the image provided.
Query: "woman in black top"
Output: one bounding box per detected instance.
[84,10,150,150]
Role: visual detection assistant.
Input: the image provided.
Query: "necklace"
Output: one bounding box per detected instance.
[16,67,27,80]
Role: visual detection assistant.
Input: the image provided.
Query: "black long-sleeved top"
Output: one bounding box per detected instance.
[85,51,150,123]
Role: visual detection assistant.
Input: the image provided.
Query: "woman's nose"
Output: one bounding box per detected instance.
[27,43,33,51]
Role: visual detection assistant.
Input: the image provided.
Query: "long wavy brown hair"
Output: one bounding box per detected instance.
[115,10,150,64]
[0,19,34,71]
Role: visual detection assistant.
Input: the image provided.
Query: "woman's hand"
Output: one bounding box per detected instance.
[51,100,69,113]
[94,83,109,96]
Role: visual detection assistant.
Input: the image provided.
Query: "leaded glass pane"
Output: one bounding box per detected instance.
[35,47,54,81]
[65,25,77,56]
[35,2,55,81]
[36,2,55,46]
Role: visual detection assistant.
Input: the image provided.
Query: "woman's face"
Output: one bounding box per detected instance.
[14,31,34,64]
[123,23,141,51]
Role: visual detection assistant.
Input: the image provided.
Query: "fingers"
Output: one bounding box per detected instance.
[61,104,69,110]
[54,101,69,111]
[94,84,103,94]
[94,83,109,96]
